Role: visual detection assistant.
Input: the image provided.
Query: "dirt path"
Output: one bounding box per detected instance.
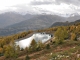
[16,32,35,41]
[18,50,44,60]
[18,45,75,60]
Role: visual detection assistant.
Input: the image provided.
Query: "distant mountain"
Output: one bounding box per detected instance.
[67,15,80,22]
[7,15,66,28]
[0,12,80,36]
[0,12,80,28]
[0,15,66,36]
[0,12,34,28]
[51,19,80,27]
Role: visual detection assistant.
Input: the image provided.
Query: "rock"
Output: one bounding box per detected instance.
[77,54,80,58]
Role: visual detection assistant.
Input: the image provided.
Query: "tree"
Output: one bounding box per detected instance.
[16,45,20,52]
[0,47,3,56]
[37,40,44,51]
[25,54,30,60]
[29,39,37,52]
[54,27,68,44]
[4,40,18,58]
[4,45,17,58]
[63,28,68,39]
[46,44,50,49]
[0,48,3,54]
[70,25,75,32]
[71,33,76,40]
[30,39,37,46]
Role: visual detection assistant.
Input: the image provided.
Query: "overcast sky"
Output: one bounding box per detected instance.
[0,0,80,15]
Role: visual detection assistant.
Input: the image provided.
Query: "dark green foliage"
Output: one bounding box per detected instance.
[29,39,37,52]
[21,48,24,51]
[25,54,30,60]
[54,27,68,44]
[46,44,50,49]
[54,28,64,44]
[4,45,17,58]
[37,40,44,50]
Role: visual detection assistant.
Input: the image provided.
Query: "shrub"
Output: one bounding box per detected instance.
[46,44,50,49]
[25,54,30,60]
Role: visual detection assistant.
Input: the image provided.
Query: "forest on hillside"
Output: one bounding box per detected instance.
[0,22,80,60]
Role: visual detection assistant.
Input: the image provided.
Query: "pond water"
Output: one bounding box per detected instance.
[15,33,52,49]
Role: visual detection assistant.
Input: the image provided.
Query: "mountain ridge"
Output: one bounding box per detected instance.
[0,12,34,28]
[0,12,80,36]
[51,19,80,27]
[0,12,80,28]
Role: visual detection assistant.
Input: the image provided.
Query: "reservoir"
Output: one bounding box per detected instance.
[15,33,52,49]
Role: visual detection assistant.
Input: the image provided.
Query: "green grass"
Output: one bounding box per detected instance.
[50,45,80,60]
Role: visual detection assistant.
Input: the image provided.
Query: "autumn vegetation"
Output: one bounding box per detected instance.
[0,22,80,60]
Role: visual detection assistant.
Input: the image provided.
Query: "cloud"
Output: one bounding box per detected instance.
[30,0,55,5]
[55,0,80,6]
[0,0,80,16]
[9,4,46,15]
[30,0,80,6]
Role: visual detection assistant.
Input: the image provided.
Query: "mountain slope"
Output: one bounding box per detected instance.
[7,15,66,29]
[51,19,80,27]
[0,13,80,36]
[0,12,34,28]
[0,15,66,36]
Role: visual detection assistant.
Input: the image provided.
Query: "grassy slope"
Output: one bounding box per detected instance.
[0,23,80,60]
[17,40,80,60]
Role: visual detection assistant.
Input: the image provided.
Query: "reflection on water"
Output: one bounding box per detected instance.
[15,33,52,49]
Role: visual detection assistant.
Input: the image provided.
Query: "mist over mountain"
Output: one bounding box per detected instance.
[0,14,66,36]
[0,12,80,36]
[0,12,34,28]
[0,12,80,28]
[6,15,66,28]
